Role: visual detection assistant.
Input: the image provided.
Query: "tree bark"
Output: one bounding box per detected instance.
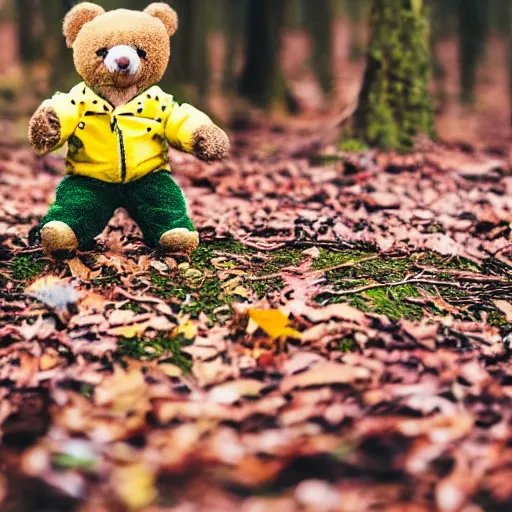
[352,0,435,151]
[303,0,334,95]
[458,0,489,105]
[238,0,287,110]
[163,0,210,102]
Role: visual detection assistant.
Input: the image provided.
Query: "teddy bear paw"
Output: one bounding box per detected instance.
[28,106,62,155]
[158,228,199,255]
[192,125,230,162]
[41,221,79,260]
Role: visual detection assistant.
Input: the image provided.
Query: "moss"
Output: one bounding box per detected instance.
[150,269,239,320]
[353,0,435,151]
[120,302,146,314]
[246,248,305,298]
[414,253,480,272]
[10,254,47,281]
[337,338,356,352]
[257,249,305,275]
[117,334,193,372]
[311,249,373,271]
[250,277,285,300]
[317,251,481,322]
[487,310,509,329]
[326,255,411,283]
[92,266,122,287]
[328,284,423,322]
[339,139,370,152]
[191,239,250,271]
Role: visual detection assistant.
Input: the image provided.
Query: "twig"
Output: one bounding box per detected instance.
[414,265,509,283]
[248,272,287,282]
[318,278,461,297]
[307,255,380,275]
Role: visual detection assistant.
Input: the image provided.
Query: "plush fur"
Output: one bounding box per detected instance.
[41,221,79,259]
[29,2,230,258]
[159,228,199,254]
[144,3,179,36]
[63,3,105,48]
[192,124,230,161]
[72,8,172,102]
[28,106,61,155]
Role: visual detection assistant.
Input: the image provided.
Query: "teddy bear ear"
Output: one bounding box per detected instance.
[63,2,105,48]
[144,3,179,37]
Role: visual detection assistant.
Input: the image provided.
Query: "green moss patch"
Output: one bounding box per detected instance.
[316,251,508,325]
[117,334,193,373]
[10,254,47,281]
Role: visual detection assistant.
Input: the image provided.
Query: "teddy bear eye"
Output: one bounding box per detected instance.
[136,48,147,59]
[96,48,108,59]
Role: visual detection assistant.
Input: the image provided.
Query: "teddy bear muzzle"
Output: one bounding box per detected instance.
[104,45,141,76]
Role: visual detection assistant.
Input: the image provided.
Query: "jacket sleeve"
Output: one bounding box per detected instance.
[44,90,82,148]
[164,101,213,153]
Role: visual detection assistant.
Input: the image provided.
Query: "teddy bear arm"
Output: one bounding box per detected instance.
[191,124,230,162]
[164,102,229,161]
[28,105,62,155]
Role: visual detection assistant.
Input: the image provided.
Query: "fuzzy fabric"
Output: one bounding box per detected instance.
[192,124,231,161]
[28,106,61,155]
[70,5,174,96]
[41,171,194,249]
[158,228,199,254]
[63,2,105,48]
[144,3,178,36]
[40,221,79,258]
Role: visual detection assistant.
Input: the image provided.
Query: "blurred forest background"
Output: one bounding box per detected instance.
[0,0,511,148]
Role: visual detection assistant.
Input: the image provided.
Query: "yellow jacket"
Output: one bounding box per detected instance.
[43,82,213,183]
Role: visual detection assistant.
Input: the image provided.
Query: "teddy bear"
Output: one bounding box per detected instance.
[28,2,229,259]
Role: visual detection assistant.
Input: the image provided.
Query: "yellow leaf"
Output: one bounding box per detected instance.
[111,463,156,510]
[108,322,150,338]
[158,363,183,377]
[248,308,301,340]
[172,315,197,340]
[232,285,249,298]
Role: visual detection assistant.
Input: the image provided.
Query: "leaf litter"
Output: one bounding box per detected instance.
[0,131,511,511]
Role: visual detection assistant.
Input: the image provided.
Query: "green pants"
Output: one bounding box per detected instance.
[41,171,194,249]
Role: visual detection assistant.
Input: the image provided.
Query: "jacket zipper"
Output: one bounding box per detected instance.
[112,117,127,183]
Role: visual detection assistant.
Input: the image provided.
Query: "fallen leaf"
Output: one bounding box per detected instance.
[248,309,301,340]
[111,463,156,510]
[280,362,371,394]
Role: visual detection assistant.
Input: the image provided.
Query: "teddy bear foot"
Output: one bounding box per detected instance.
[41,221,79,260]
[158,228,199,255]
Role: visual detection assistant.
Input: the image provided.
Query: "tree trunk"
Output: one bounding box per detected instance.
[458,0,489,105]
[303,0,334,95]
[163,0,209,103]
[222,0,246,93]
[238,0,287,110]
[352,0,435,151]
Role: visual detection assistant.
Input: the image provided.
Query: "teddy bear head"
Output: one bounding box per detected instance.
[63,2,178,92]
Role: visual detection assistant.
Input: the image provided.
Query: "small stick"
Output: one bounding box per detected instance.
[319,278,461,297]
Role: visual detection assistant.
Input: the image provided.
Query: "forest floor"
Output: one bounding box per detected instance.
[0,116,512,512]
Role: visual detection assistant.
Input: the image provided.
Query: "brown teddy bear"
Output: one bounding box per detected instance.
[28,2,229,259]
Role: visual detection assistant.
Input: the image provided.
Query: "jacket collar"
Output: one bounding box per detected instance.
[74,83,162,115]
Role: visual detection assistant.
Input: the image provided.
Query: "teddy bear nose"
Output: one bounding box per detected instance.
[116,57,130,70]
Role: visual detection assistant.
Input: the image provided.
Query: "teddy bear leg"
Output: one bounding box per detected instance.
[41,175,118,258]
[123,171,198,254]
[41,221,79,260]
